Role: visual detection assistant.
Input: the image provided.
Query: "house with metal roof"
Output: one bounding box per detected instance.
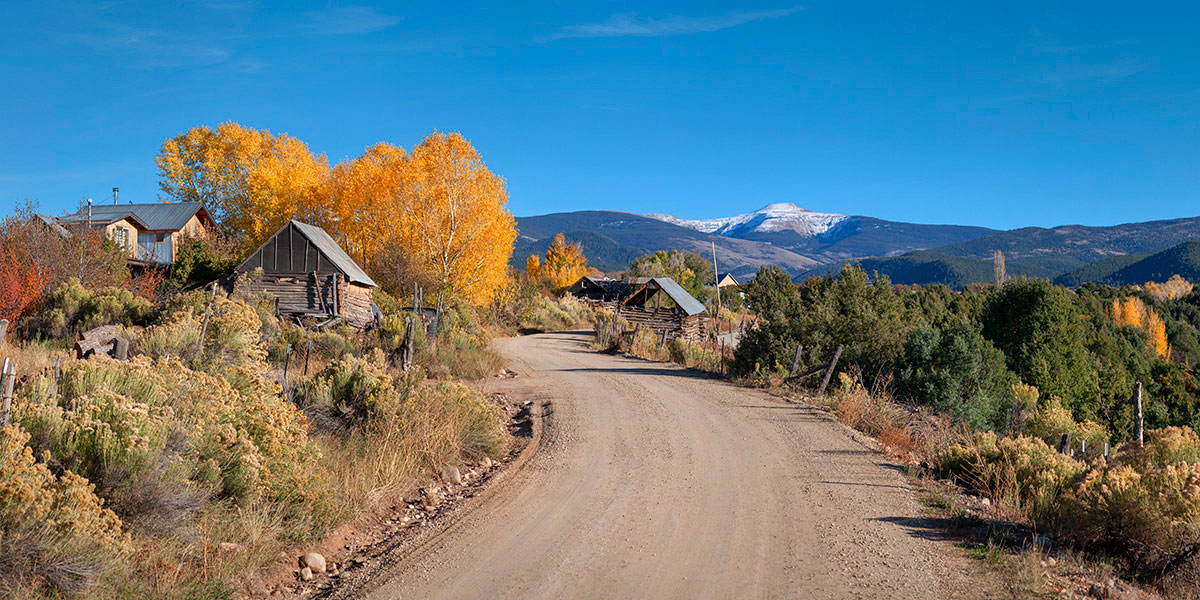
[233,220,377,327]
[50,201,215,265]
[717,273,740,288]
[617,277,709,340]
[566,276,631,303]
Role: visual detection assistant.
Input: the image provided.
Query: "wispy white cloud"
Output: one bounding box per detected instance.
[1040,56,1157,84]
[305,5,403,35]
[550,7,801,40]
[77,24,234,68]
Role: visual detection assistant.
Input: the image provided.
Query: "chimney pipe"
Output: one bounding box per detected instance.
[113,187,119,205]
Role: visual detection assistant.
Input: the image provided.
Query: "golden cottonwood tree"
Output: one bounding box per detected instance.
[156,123,330,248]
[324,142,409,267]
[538,233,588,293]
[392,132,516,306]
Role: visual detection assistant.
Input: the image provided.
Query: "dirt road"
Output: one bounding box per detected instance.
[359,331,998,599]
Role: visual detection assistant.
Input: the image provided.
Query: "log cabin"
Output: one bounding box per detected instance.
[233,220,378,328]
[568,275,708,340]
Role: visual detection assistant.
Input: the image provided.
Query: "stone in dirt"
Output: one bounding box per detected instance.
[300,552,327,573]
[299,566,313,581]
[480,456,493,469]
[442,465,463,485]
[421,486,442,510]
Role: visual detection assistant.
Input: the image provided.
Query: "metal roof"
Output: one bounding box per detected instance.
[57,202,209,231]
[290,220,377,287]
[35,214,72,239]
[647,277,707,316]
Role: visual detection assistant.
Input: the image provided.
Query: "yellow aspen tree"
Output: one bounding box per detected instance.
[525,255,541,280]
[156,122,329,249]
[393,132,516,306]
[324,142,409,267]
[541,233,588,292]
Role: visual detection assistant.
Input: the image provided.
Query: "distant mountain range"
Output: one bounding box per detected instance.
[513,203,1200,287]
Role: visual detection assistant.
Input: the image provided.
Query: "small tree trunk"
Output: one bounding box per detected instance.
[1135,381,1144,448]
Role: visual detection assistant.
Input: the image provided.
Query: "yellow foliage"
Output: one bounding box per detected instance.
[156,122,331,249]
[539,233,588,293]
[324,142,409,267]
[525,255,541,280]
[1108,296,1170,358]
[1145,274,1193,303]
[392,132,516,306]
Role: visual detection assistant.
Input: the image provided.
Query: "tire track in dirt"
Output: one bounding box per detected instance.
[343,331,1005,599]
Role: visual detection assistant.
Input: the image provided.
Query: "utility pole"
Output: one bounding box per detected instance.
[712,241,722,334]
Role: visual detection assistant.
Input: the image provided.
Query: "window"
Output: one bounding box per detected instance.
[155,233,166,243]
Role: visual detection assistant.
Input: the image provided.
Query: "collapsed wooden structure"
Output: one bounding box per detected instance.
[233,220,377,328]
[568,276,708,340]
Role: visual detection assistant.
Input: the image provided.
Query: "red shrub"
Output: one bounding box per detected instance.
[0,246,51,323]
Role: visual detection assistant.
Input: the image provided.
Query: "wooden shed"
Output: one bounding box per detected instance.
[234,220,377,327]
[566,276,631,305]
[617,277,708,340]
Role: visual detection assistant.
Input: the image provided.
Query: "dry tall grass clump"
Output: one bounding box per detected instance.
[0,424,130,597]
[935,432,1085,520]
[1055,427,1200,581]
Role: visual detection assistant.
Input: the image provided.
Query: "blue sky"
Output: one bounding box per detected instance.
[1,1,1197,230]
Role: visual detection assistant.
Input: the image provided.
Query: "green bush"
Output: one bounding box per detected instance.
[138,296,268,374]
[980,278,1100,418]
[298,352,400,424]
[897,318,1017,430]
[24,278,155,340]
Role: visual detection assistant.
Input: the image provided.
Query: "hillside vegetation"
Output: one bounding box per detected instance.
[1056,241,1200,287]
[728,265,1200,596]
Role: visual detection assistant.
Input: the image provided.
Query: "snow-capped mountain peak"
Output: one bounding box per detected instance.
[645,203,849,238]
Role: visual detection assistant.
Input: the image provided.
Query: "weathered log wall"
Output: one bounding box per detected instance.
[339,282,375,327]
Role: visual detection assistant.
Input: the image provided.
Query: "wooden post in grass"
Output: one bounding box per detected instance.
[789,344,804,379]
[0,319,8,348]
[281,344,292,398]
[48,356,61,401]
[113,338,129,361]
[303,340,313,377]
[1058,433,1070,454]
[817,344,844,396]
[1,360,14,426]
[1134,381,1144,448]
[197,283,218,357]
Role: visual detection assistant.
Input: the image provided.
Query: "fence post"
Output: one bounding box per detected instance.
[281,344,292,398]
[1134,381,1144,448]
[789,344,804,379]
[1058,433,1071,454]
[48,356,62,401]
[817,344,844,395]
[113,338,129,361]
[1,360,14,426]
[0,319,8,348]
[303,340,313,377]
[198,284,218,344]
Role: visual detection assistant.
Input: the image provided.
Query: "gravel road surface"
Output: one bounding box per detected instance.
[361,331,999,599]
